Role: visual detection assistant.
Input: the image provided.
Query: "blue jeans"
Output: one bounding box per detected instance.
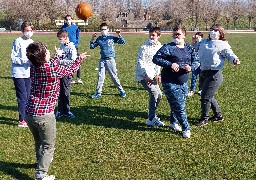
[25,114,56,179]
[200,70,223,119]
[162,82,190,131]
[13,78,31,120]
[190,67,201,91]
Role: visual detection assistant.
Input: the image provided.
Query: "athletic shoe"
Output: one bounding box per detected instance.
[18,120,28,127]
[146,117,165,126]
[170,123,182,132]
[66,111,75,118]
[91,93,102,99]
[55,111,64,119]
[36,175,55,180]
[119,91,126,98]
[187,91,194,97]
[196,119,209,127]
[210,115,224,122]
[182,130,191,138]
[198,90,202,96]
[71,80,76,84]
[77,79,83,84]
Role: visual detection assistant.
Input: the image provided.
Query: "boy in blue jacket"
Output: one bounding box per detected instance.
[90,23,126,98]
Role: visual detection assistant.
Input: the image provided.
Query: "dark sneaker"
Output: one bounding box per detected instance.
[66,111,75,118]
[119,91,126,98]
[196,119,209,127]
[211,115,224,122]
[55,111,64,119]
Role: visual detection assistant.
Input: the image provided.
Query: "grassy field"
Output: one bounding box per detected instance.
[0,32,255,180]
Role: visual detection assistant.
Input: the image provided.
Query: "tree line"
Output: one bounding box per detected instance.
[0,0,255,30]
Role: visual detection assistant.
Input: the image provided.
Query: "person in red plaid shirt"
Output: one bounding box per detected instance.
[25,42,89,180]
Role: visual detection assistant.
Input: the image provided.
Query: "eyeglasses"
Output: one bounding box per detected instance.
[173,33,182,36]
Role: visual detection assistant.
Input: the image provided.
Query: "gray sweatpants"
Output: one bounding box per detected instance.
[140,79,162,120]
[95,57,124,94]
[25,114,56,179]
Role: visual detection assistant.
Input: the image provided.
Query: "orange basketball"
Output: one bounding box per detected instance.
[75,2,93,21]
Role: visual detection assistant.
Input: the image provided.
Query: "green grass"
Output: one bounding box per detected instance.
[0,32,255,179]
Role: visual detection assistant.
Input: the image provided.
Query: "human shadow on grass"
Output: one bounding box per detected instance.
[0,161,35,180]
[0,117,17,126]
[108,85,145,91]
[0,104,17,111]
[0,76,12,80]
[58,105,172,133]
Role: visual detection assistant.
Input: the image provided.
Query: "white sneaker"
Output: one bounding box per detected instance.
[71,80,76,84]
[187,91,194,97]
[182,130,191,138]
[77,79,83,84]
[146,117,165,126]
[198,90,202,95]
[37,175,55,180]
[170,123,182,132]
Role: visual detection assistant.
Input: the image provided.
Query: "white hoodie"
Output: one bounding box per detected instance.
[135,39,162,82]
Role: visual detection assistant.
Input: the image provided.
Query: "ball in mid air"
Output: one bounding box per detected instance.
[75,2,93,22]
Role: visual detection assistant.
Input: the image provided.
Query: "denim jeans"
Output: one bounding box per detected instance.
[162,82,190,131]
[96,58,124,94]
[200,70,223,119]
[13,78,31,120]
[140,79,162,120]
[190,66,201,92]
[25,114,56,179]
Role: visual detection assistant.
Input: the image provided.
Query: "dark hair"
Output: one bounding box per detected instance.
[21,21,33,32]
[64,15,72,20]
[172,24,186,36]
[149,27,161,36]
[57,29,68,38]
[26,42,47,67]
[195,31,203,38]
[210,24,226,41]
[100,23,108,28]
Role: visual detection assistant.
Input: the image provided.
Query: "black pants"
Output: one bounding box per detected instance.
[58,76,72,114]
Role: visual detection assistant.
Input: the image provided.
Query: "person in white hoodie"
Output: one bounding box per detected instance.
[11,21,34,127]
[135,27,165,127]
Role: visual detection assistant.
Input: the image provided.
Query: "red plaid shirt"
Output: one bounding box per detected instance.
[26,54,83,116]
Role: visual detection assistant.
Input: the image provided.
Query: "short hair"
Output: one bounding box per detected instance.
[21,21,33,32]
[210,24,226,41]
[100,23,108,28]
[64,15,72,20]
[172,24,186,36]
[26,42,47,67]
[149,27,161,36]
[57,29,68,38]
[195,31,203,38]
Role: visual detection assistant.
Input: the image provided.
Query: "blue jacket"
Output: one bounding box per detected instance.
[90,34,125,58]
[61,23,80,48]
[153,42,199,84]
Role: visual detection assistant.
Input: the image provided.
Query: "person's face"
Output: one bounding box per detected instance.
[58,36,69,44]
[100,26,109,36]
[209,28,220,40]
[23,26,33,33]
[149,32,160,41]
[172,29,185,40]
[65,16,72,26]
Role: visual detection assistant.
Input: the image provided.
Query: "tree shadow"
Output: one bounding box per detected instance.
[0,161,35,180]
[58,105,172,133]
